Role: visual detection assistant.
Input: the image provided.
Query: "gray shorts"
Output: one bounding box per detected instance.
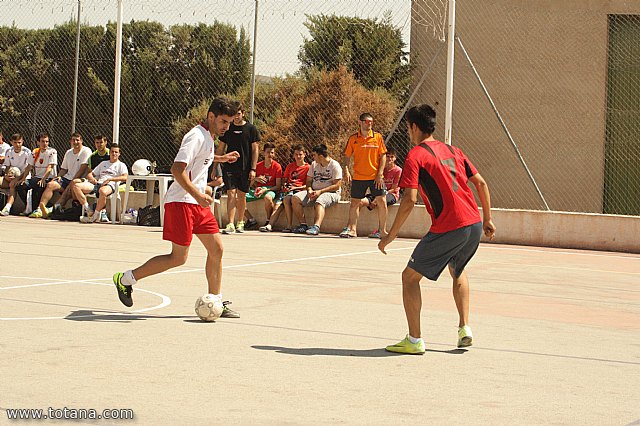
[408,222,482,281]
[294,190,340,209]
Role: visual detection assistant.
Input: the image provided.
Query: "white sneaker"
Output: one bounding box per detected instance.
[99,210,109,223]
[0,205,10,216]
[457,325,473,348]
[80,215,94,223]
[259,223,272,232]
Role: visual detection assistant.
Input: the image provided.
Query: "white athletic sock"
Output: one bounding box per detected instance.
[408,335,422,344]
[122,269,137,286]
[83,202,90,211]
[54,203,61,210]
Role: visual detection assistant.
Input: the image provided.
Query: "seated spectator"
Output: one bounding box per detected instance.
[273,144,310,233]
[0,131,10,167]
[0,133,32,216]
[71,144,128,223]
[291,144,343,235]
[13,133,58,217]
[37,132,92,218]
[244,143,282,231]
[89,135,110,170]
[360,148,403,238]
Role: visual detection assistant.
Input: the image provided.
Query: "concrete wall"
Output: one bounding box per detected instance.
[237,196,640,253]
[411,1,640,213]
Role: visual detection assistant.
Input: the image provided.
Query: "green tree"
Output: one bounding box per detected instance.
[298,13,411,101]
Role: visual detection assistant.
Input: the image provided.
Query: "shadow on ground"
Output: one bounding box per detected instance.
[252,345,467,357]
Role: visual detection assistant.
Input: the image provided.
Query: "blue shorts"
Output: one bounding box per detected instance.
[408,222,482,281]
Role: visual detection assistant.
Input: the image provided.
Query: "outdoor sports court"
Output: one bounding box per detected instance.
[1,216,638,425]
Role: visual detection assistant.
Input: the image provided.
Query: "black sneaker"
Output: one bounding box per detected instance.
[292,224,308,234]
[220,301,240,318]
[245,218,258,230]
[113,272,133,307]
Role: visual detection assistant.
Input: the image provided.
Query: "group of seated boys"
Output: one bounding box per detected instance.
[218,143,402,238]
[0,131,127,223]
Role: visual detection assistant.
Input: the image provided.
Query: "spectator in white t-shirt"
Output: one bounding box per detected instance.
[291,144,343,235]
[12,133,58,217]
[71,144,128,223]
[0,133,32,216]
[0,131,11,167]
[38,132,92,218]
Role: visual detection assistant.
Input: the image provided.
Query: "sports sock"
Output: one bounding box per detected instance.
[83,202,90,211]
[122,269,137,286]
[408,335,422,344]
[3,203,12,210]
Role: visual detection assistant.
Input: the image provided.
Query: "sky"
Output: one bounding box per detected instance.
[0,0,415,76]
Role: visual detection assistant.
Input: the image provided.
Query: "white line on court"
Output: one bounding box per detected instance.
[0,282,171,320]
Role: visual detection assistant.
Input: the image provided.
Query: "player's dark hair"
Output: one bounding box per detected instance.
[359,112,373,122]
[386,147,396,156]
[94,134,107,142]
[292,144,305,153]
[312,144,329,157]
[10,133,23,142]
[405,104,436,135]
[70,132,82,140]
[208,97,241,117]
[110,143,120,150]
[36,133,50,141]
[263,142,276,151]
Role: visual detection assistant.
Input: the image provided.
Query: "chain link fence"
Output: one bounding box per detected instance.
[1,0,638,214]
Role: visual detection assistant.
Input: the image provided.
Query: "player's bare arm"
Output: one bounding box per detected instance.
[341,154,352,184]
[378,188,418,254]
[470,173,496,240]
[170,161,212,208]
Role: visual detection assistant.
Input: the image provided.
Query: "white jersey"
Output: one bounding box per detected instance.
[60,146,92,180]
[28,147,58,178]
[3,147,32,173]
[92,160,128,184]
[307,158,343,193]
[164,124,215,205]
[0,142,11,158]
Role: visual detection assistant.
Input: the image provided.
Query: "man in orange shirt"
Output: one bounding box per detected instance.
[340,113,387,238]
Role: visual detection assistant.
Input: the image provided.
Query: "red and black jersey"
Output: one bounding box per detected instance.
[399,140,481,233]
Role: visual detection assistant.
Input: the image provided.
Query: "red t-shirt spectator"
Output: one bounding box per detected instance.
[283,162,310,188]
[399,140,481,233]
[255,160,283,187]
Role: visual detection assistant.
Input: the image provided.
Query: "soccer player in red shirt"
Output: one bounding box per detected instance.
[379,104,496,354]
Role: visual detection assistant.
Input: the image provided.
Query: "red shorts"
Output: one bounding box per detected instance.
[163,202,219,246]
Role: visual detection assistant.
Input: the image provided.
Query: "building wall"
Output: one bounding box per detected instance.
[411,0,640,212]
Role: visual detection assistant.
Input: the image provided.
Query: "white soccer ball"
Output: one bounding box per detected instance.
[132,159,152,176]
[194,294,224,322]
[4,166,21,180]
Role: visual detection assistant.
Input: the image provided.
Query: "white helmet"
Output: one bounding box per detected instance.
[132,159,152,176]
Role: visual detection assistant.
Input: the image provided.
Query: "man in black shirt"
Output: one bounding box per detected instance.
[216,105,259,233]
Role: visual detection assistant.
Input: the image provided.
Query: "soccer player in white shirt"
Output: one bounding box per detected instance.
[113,97,241,317]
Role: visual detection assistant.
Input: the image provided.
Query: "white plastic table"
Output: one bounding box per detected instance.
[121,174,174,226]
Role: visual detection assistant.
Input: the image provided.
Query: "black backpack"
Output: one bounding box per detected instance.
[49,203,83,222]
[137,205,161,226]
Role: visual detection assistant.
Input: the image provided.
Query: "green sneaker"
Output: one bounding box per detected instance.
[221,223,235,234]
[235,221,245,233]
[113,272,133,307]
[385,335,425,355]
[220,301,240,318]
[457,326,473,347]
